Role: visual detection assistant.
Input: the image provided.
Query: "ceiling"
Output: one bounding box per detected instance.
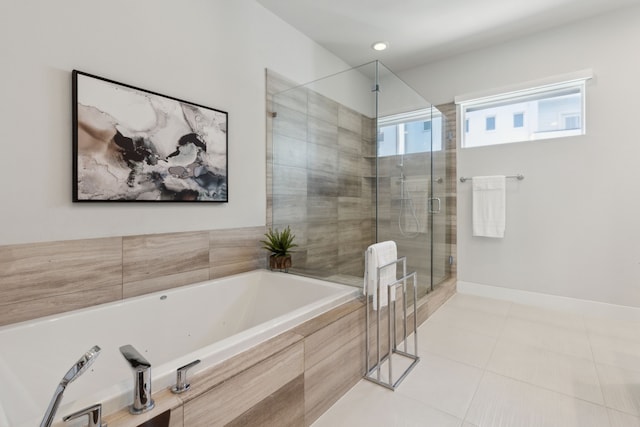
[256,0,640,72]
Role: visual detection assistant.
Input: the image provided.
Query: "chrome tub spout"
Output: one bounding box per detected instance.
[119,345,155,414]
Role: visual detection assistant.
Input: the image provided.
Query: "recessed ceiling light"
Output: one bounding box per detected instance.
[371,41,388,51]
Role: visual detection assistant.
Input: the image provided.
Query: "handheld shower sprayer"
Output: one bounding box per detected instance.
[40,345,101,427]
[396,157,421,237]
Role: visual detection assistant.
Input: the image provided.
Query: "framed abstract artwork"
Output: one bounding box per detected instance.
[72,70,228,202]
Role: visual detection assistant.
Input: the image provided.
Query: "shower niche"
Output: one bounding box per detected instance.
[267,61,452,297]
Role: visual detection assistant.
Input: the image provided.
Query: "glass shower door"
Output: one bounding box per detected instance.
[268,61,450,297]
[429,106,448,291]
[375,63,436,297]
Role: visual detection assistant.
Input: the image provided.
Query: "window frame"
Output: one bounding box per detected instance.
[455,70,592,149]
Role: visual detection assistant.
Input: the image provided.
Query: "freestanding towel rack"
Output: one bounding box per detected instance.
[364,251,419,390]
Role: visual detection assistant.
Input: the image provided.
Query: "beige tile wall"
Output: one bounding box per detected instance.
[267,70,375,279]
[184,342,305,427]
[0,226,266,327]
[438,102,458,277]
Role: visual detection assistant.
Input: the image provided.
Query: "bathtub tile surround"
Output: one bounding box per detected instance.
[266,69,375,278]
[3,271,353,427]
[0,237,123,325]
[0,226,267,326]
[303,305,365,423]
[123,231,211,298]
[184,342,305,426]
[225,375,305,427]
[102,332,306,427]
[209,227,268,278]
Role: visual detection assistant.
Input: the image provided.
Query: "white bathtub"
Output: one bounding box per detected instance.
[0,270,358,427]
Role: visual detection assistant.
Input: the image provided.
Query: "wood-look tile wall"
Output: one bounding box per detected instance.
[438,102,458,277]
[184,342,305,427]
[267,70,375,278]
[0,226,266,327]
[303,306,366,424]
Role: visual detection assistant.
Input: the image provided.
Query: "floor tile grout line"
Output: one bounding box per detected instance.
[391,387,467,423]
[446,303,511,319]
[492,329,595,363]
[504,311,590,336]
[420,317,505,342]
[482,363,607,408]
[478,371,612,411]
[590,360,640,419]
[453,296,640,421]
[442,296,512,319]
[490,303,610,411]
[586,327,640,348]
[497,314,597,363]
[582,312,611,423]
[458,300,510,425]
[417,345,494,372]
[593,358,640,375]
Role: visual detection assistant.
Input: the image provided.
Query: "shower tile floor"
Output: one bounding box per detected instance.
[312,293,640,427]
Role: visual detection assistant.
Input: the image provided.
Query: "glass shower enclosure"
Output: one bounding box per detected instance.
[268,61,448,297]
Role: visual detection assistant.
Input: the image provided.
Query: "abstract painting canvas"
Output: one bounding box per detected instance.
[73,70,228,202]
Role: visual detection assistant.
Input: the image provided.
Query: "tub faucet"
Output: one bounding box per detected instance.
[63,403,107,427]
[119,345,155,414]
[40,345,101,427]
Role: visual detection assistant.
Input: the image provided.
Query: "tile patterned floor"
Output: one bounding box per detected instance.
[312,293,640,427]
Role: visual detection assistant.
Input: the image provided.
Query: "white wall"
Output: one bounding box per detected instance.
[400,5,640,307]
[0,0,350,245]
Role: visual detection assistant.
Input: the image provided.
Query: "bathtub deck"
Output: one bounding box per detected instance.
[99,276,457,427]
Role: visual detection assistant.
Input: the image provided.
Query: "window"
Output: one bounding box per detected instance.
[377,126,397,157]
[513,112,524,128]
[456,70,591,148]
[377,108,443,156]
[485,116,496,131]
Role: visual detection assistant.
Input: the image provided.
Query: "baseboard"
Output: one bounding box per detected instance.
[457,280,640,322]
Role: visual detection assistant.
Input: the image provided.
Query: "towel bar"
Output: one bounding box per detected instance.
[459,174,524,183]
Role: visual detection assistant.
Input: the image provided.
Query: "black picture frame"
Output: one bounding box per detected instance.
[72,70,228,202]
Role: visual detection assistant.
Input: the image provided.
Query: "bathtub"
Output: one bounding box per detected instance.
[0,270,358,427]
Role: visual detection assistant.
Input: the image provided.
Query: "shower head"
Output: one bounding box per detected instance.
[60,345,101,386]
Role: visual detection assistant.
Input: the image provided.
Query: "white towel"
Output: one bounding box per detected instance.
[472,176,506,238]
[364,241,397,310]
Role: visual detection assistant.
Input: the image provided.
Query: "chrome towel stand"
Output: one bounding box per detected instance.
[364,250,419,390]
[459,174,524,183]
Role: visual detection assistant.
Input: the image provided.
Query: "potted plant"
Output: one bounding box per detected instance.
[261,226,297,271]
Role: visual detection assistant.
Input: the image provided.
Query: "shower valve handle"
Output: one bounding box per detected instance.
[428,197,441,214]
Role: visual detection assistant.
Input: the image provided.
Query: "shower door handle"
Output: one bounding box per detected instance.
[428,197,441,214]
